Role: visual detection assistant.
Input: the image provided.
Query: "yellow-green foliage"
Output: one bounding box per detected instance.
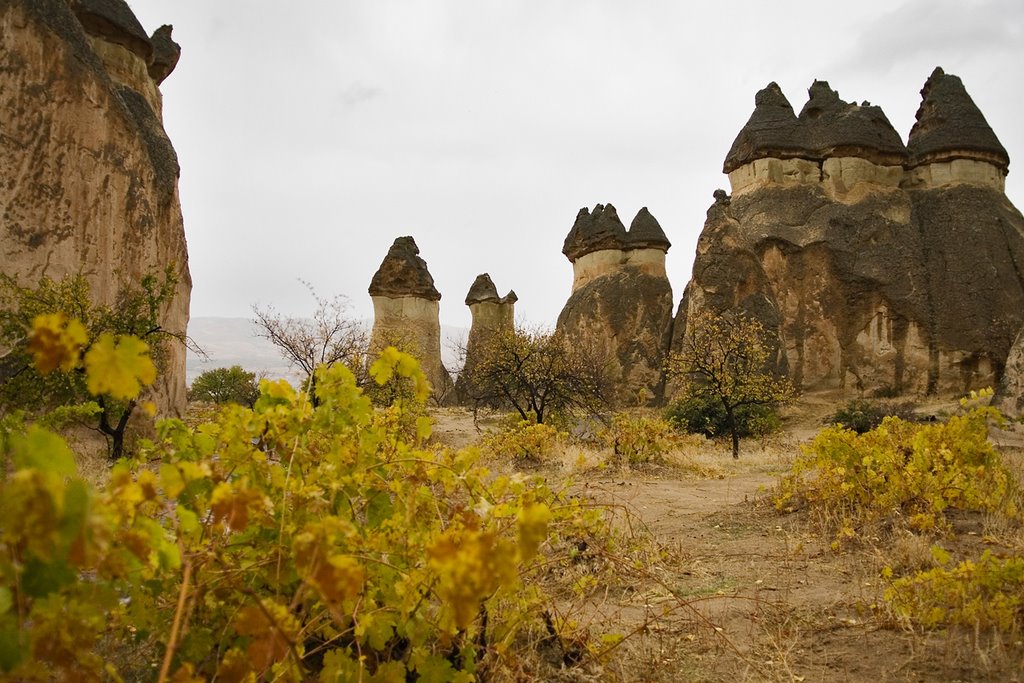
[776,405,1017,544]
[482,420,563,464]
[0,316,611,681]
[885,549,1024,630]
[601,413,678,465]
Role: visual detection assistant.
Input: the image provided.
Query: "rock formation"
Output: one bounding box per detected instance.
[368,236,450,397]
[676,68,1024,396]
[0,0,191,412]
[995,328,1024,418]
[556,204,674,403]
[457,274,516,399]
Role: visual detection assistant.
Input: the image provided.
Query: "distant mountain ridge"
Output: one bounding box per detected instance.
[186,317,467,387]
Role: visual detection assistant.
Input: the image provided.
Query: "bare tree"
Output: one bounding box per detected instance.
[252,282,368,406]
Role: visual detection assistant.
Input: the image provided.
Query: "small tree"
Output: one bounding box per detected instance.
[668,309,793,458]
[252,283,368,407]
[188,365,260,407]
[459,325,612,424]
[0,268,182,460]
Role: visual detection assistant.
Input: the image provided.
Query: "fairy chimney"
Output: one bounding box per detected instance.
[368,236,450,396]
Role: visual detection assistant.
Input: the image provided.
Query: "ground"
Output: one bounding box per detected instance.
[430,396,1024,682]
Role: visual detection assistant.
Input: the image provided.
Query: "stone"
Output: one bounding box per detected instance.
[557,206,674,403]
[148,25,180,85]
[368,236,442,301]
[908,67,1009,172]
[676,69,1024,398]
[458,274,517,401]
[1,0,191,413]
[368,237,449,397]
[724,82,804,173]
[562,203,629,262]
[995,327,1024,418]
[70,0,152,62]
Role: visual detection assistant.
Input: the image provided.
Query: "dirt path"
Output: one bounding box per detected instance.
[431,407,1024,681]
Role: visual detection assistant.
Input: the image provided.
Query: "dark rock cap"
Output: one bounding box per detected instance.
[724,80,907,172]
[723,82,804,173]
[907,67,1009,172]
[465,273,517,305]
[627,207,671,252]
[799,81,907,165]
[368,236,442,301]
[70,0,153,62]
[148,25,180,84]
[562,203,628,261]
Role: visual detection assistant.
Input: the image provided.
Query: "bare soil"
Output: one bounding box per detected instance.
[430,400,1024,682]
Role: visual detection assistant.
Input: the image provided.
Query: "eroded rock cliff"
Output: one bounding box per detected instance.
[677,69,1024,396]
[0,0,191,412]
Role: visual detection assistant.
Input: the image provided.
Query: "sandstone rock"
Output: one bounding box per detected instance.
[557,205,673,403]
[562,203,629,262]
[908,67,1009,171]
[368,236,442,301]
[724,82,804,173]
[148,25,180,85]
[1,0,191,413]
[368,236,449,397]
[995,327,1024,418]
[458,274,516,401]
[70,0,152,62]
[677,69,1024,398]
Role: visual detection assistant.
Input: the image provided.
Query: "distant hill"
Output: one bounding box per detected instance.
[186,317,468,387]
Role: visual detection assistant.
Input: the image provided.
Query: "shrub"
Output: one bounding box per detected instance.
[665,394,781,439]
[482,420,563,465]
[0,325,613,681]
[885,549,1024,630]
[601,413,678,465]
[775,406,1018,546]
[826,398,917,434]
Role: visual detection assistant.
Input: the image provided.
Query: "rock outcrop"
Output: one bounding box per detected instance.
[557,204,674,403]
[457,274,516,400]
[677,69,1024,396]
[368,236,450,397]
[995,327,1024,418]
[0,0,191,412]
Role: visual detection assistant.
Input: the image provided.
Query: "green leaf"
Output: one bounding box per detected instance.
[21,557,76,598]
[176,505,199,534]
[366,490,394,529]
[11,425,76,477]
[0,617,24,672]
[0,587,11,615]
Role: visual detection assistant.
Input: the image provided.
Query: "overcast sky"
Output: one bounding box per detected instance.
[129,0,1024,330]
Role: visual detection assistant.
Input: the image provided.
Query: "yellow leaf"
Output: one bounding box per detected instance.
[28,313,87,373]
[84,333,156,400]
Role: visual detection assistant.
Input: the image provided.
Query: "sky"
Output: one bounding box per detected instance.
[129,0,1024,331]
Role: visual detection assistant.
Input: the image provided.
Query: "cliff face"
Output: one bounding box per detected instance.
[557,204,674,403]
[0,0,191,412]
[368,236,450,398]
[677,69,1024,396]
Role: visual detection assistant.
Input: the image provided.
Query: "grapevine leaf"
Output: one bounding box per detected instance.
[84,333,157,400]
[11,425,77,477]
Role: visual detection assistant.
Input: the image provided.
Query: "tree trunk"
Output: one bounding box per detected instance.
[726,405,740,459]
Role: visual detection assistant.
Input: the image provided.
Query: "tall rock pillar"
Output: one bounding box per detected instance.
[458,274,516,400]
[0,0,191,413]
[556,204,674,404]
[368,236,450,397]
